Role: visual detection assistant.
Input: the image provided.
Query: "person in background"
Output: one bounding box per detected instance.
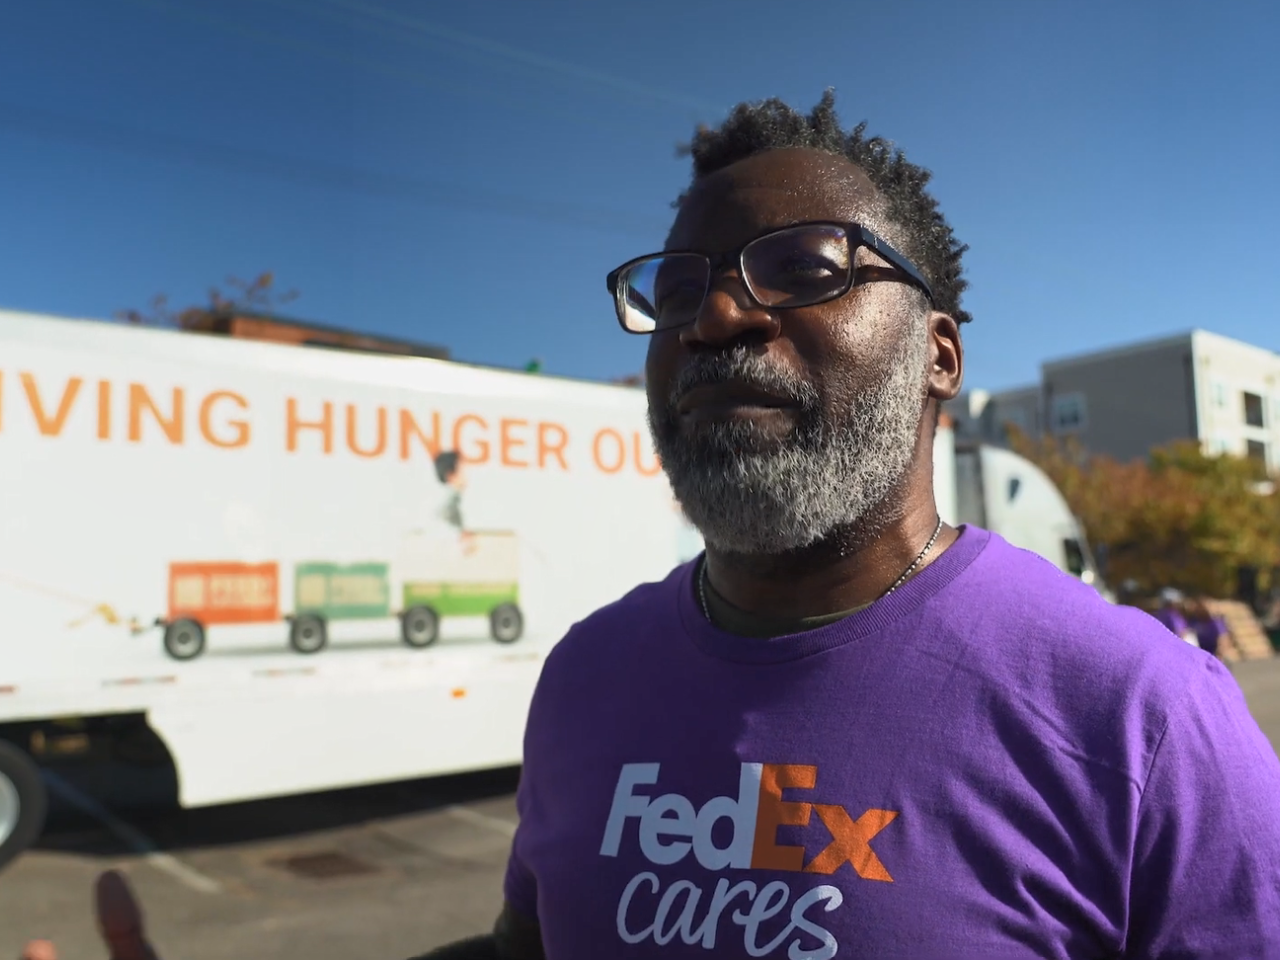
[1185,596,1230,661]
[1153,587,1199,647]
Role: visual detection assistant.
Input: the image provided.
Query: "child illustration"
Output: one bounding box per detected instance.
[434,450,477,556]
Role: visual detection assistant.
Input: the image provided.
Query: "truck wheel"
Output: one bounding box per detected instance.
[490,603,523,644]
[163,618,206,660]
[289,614,328,655]
[0,740,47,872]
[401,606,440,648]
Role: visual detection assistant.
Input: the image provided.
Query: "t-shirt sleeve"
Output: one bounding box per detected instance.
[1127,657,1280,956]
[501,840,538,923]
[502,740,540,923]
[501,635,567,926]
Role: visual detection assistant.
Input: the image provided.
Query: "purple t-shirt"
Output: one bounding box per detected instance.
[505,527,1280,958]
[1153,607,1193,642]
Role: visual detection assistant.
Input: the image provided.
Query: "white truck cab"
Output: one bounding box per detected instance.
[940,430,1111,601]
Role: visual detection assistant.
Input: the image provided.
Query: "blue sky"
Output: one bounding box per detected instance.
[1,0,1277,390]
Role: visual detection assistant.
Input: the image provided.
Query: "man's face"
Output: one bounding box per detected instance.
[645,147,958,556]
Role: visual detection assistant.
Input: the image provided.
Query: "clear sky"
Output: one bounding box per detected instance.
[1,0,1277,390]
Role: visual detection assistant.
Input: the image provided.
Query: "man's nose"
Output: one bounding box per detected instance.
[679,274,781,348]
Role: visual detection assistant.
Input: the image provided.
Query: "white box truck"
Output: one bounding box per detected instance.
[936,416,1109,597]
[0,310,1104,868]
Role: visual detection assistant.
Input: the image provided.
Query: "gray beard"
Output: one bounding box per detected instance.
[649,329,929,556]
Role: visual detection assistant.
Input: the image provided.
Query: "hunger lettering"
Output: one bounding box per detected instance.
[1,370,662,476]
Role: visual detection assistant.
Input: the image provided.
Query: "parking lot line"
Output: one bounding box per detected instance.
[42,770,224,895]
[445,805,517,838]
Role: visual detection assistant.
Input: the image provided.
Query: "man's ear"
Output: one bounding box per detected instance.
[926,311,963,403]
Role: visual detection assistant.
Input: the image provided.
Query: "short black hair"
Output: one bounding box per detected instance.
[434,450,460,483]
[676,90,971,324]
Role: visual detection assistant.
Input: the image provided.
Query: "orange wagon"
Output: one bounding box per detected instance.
[162,562,280,659]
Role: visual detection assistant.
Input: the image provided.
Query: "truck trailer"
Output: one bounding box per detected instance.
[0,309,1104,869]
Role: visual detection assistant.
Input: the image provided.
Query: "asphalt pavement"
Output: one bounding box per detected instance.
[2,659,1279,960]
[0,766,521,959]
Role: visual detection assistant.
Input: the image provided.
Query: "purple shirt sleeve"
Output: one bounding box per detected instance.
[503,637,563,925]
[1127,657,1280,955]
[502,835,538,922]
[503,747,541,925]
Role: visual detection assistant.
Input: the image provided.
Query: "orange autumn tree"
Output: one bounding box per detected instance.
[1008,428,1280,598]
[116,272,298,330]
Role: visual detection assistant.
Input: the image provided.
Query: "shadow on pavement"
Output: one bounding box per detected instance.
[36,762,521,858]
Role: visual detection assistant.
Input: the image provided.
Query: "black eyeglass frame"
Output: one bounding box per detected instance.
[605,221,934,335]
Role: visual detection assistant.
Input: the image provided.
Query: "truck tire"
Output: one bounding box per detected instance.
[0,740,47,872]
[289,614,328,655]
[401,606,440,648]
[163,618,206,660]
[490,603,523,644]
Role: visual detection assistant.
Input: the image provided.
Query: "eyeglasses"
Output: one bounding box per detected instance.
[606,221,933,335]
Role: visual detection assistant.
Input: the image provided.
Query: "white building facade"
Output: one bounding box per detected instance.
[952,330,1280,470]
[1192,330,1280,468]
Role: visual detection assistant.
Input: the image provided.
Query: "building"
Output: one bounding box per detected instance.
[950,385,1042,447]
[1183,331,1280,467]
[185,310,451,361]
[952,329,1280,470]
[1043,330,1280,467]
[1040,332,1201,463]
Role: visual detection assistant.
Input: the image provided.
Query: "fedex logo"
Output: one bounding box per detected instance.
[600,762,898,881]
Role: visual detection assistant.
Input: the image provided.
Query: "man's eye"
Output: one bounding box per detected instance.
[778,256,829,271]
[778,256,838,276]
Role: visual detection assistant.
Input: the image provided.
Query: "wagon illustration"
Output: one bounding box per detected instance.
[398,531,523,648]
[157,532,523,660]
[162,561,280,660]
[289,561,392,654]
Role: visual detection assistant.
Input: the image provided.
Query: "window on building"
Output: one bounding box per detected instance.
[1244,391,1265,428]
[1246,439,1268,463]
[1050,393,1087,433]
[1213,381,1227,408]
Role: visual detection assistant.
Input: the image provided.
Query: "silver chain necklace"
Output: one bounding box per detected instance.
[697,516,945,623]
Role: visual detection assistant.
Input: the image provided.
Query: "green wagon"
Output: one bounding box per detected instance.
[289,561,391,654]
[398,531,523,647]
[286,532,523,654]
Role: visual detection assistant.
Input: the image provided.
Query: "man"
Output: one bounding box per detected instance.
[1184,596,1231,661]
[1153,587,1200,646]
[29,92,1280,959]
